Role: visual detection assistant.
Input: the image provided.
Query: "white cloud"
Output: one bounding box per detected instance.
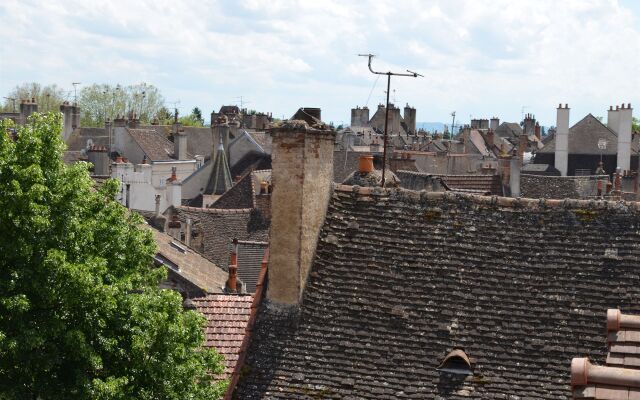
[0,0,638,125]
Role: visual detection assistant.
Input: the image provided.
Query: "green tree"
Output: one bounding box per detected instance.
[179,113,204,127]
[192,107,203,125]
[0,112,226,399]
[1,82,67,113]
[78,83,165,127]
[633,117,639,133]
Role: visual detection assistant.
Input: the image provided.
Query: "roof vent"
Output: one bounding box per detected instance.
[437,347,473,375]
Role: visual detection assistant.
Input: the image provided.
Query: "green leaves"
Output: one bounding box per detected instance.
[0,113,226,399]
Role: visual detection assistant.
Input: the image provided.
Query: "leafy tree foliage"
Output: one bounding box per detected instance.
[0,113,226,399]
[1,82,67,113]
[78,83,165,127]
[192,107,203,124]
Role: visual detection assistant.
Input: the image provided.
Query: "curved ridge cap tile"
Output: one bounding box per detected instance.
[608,309,622,332]
[572,357,640,389]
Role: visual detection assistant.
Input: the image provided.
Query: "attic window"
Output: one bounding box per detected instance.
[437,348,473,375]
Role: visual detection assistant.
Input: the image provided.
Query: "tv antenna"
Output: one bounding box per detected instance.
[72,82,81,104]
[358,53,422,186]
[235,96,251,110]
[450,111,456,136]
[3,97,16,112]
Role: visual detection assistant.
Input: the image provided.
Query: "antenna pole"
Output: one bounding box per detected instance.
[72,82,81,105]
[359,54,422,186]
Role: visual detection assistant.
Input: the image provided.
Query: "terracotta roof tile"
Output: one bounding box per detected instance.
[192,294,253,377]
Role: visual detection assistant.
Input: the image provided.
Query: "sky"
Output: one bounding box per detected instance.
[1,0,639,127]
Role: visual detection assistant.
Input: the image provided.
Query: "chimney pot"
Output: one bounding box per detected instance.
[358,155,374,173]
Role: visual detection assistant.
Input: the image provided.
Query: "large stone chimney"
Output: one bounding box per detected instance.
[555,104,570,176]
[267,112,335,305]
[351,106,370,127]
[617,103,633,172]
[523,113,536,137]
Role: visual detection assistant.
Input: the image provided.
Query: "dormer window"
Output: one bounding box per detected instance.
[437,348,473,375]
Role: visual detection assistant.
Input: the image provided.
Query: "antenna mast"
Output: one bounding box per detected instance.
[72,82,81,105]
[358,54,422,186]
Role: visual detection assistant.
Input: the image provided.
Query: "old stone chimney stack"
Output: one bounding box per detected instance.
[490,117,500,132]
[555,104,570,176]
[174,123,187,160]
[616,103,633,173]
[267,109,335,305]
[607,105,619,133]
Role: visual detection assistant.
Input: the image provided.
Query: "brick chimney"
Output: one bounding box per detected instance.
[555,104,570,176]
[486,130,495,148]
[267,112,335,305]
[534,122,541,140]
[226,239,238,293]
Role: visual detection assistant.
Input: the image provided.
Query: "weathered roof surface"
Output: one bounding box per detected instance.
[538,114,640,155]
[192,295,253,377]
[398,170,502,195]
[230,152,272,179]
[572,310,640,399]
[171,207,269,270]
[211,171,255,209]
[128,128,175,161]
[64,127,109,163]
[234,187,640,399]
[150,227,228,295]
[237,241,268,293]
[495,121,523,140]
[205,142,232,195]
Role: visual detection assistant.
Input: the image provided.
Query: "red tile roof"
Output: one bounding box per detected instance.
[192,294,253,377]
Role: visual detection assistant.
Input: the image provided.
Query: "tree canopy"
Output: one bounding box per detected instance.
[0,113,226,399]
[77,83,165,127]
[0,83,67,113]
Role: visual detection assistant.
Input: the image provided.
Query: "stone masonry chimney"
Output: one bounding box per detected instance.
[555,104,570,176]
[617,103,633,172]
[267,113,335,305]
[490,117,500,132]
[174,123,187,160]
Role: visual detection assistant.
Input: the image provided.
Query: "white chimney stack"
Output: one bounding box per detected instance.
[617,103,633,173]
[607,105,619,133]
[555,103,570,176]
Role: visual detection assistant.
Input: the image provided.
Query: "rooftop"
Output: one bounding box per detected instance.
[235,186,640,399]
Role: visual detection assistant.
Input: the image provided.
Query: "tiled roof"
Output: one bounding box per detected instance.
[572,310,640,399]
[236,241,268,293]
[128,128,175,161]
[397,170,503,195]
[150,227,228,295]
[229,152,271,179]
[171,206,269,270]
[192,295,253,378]
[538,114,640,155]
[234,187,640,399]
[211,172,255,209]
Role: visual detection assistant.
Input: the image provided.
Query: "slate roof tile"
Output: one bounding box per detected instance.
[128,128,176,161]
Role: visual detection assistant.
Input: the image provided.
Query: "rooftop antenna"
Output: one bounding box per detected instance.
[521,106,529,122]
[450,111,456,137]
[167,100,180,123]
[3,97,16,112]
[235,96,251,110]
[72,82,81,105]
[359,53,422,186]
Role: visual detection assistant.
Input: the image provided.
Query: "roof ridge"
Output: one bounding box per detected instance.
[333,184,640,212]
[178,206,254,214]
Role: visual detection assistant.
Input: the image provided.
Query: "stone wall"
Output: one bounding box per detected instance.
[520,174,609,199]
